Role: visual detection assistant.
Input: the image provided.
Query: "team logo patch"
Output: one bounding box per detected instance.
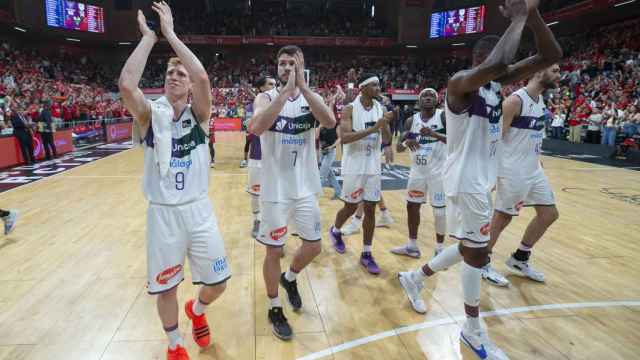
[515,201,525,211]
[270,226,288,240]
[480,223,491,236]
[212,257,228,273]
[251,184,261,193]
[275,118,287,131]
[408,190,425,198]
[350,188,364,200]
[182,119,192,128]
[156,264,182,285]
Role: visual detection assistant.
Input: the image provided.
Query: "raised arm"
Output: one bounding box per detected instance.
[294,53,336,128]
[496,10,563,85]
[153,1,211,123]
[447,0,530,103]
[339,105,391,144]
[118,10,156,132]
[396,116,415,152]
[502,93,522,137]
[248,70,296,136]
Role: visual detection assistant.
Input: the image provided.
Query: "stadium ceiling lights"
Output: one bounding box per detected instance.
[406,45,418,48]
[546,21,559,26]
[66,38,80,42]
[452,43,466,46]
[13,26,26,32]
[118,42,132,45]
[614,0,635,6]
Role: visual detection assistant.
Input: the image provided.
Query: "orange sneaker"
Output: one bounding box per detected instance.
[184,299,211,348]
[167,344,190,360]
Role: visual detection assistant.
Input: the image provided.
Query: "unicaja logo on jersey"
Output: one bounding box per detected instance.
[270,226,288,240]
[275,118,287,131]
[480,223,491,236]
[173,140,197,153]
[156,264,182,285]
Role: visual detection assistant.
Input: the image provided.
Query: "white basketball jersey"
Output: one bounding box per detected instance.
[142,104,210,205]
[341,96,383,175]
[500,88,547,179]
[444,81,503,196]
[260,88,321,202]
[408,109,447,179]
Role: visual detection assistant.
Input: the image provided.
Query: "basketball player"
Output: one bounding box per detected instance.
[397,1,562,358]
[486,64,561,286]
[247,75,276,239]
[249,46,335,340]
[393,88,447,259]
[1,209,18,235]
[329,73,393,275]
[118,3,230,359]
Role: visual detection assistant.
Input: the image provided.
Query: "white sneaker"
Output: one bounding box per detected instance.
[481,264,510,287]
[240,160,248,168]
[505,256,545,282]
[341,218,361,235]
[398,271,427,314]
[376,211,394,227]
[210,162,215,168]
[3,210,18,235]
[434,247,443,258]
[460,321,510,360]
[390,245,421,259]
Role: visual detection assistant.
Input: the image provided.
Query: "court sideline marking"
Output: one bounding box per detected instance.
[297,300,640,360]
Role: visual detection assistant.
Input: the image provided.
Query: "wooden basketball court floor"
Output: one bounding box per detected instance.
[0,131,639,360]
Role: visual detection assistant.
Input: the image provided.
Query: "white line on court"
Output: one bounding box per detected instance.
[296,300,640,360]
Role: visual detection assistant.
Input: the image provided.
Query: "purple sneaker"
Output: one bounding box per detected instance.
[360,252,380,275]
[329,226,346,254]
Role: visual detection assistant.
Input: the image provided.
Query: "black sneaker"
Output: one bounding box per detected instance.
[268,306,293,340]
[280,273,302,311]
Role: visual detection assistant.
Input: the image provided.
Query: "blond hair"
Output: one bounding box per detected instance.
[167,57,182,68]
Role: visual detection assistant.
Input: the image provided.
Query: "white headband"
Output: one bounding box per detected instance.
[419,88,438,97]
[359,76,380,89]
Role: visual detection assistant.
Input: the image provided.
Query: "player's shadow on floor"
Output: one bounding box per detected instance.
[0,237,18,251]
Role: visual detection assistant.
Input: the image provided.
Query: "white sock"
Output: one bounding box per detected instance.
[251,196,260,220]
[353,215,363,224]
[192,298,206,316]
[433,208,446,235]
[461,261,482,309]
[269,296,281,309]
[466,316,481,331]
[427,244,463,272]
[518,243,532,252]
[284,269,297,282]
[414,267,428,280]
[363,245,372,253]
[407,238,418,249]
[435,242,444,251]
[166,327,183,350]
[333,226,342,234]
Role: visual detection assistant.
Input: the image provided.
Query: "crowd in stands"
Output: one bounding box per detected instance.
[172,1,391,38]
[0,40,128,135]
[544,18,640,149]
[1,11,639,157]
